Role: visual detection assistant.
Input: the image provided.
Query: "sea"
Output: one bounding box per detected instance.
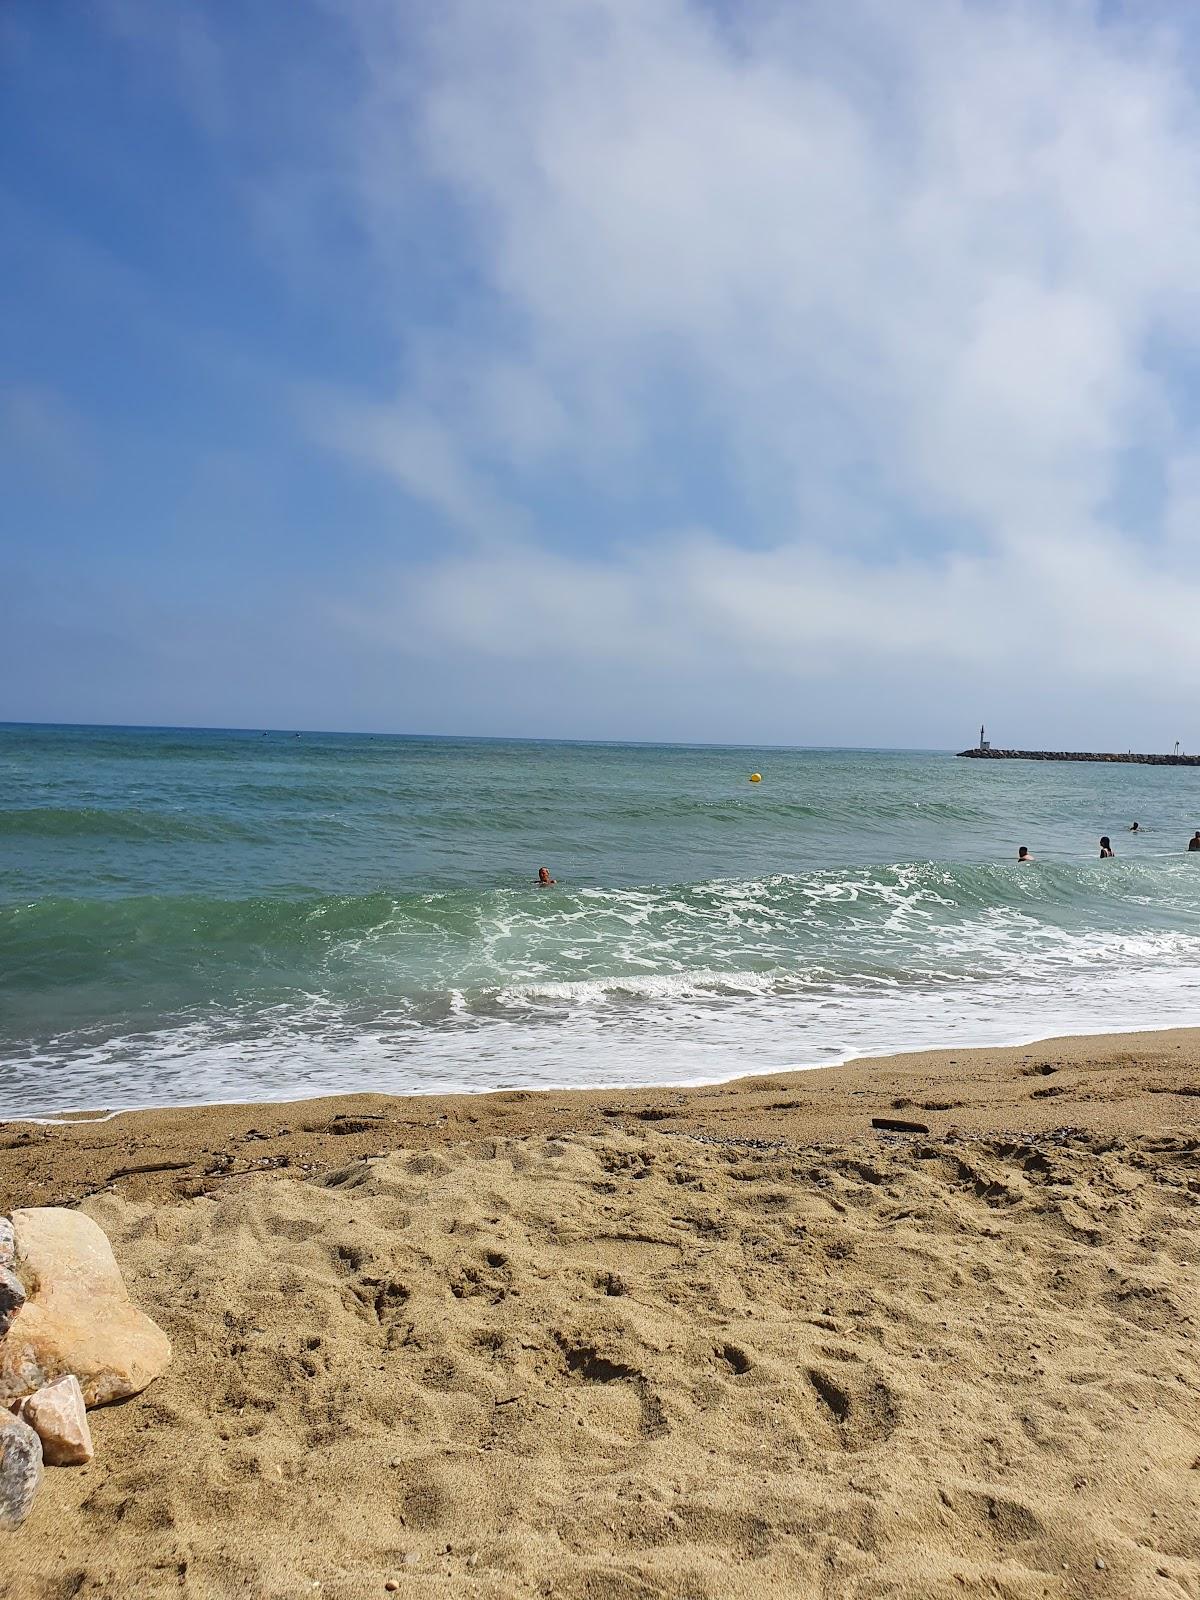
[2,723,1199,1118]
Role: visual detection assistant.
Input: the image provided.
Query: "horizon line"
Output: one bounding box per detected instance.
[0,719,956,756]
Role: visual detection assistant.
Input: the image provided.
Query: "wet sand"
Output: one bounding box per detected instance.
[1,1028,1198,1598]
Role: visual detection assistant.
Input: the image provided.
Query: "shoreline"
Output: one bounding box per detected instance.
[3,1025,1198,1211]
[4,1015,1199,1130]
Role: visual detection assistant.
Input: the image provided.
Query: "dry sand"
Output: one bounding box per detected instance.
[1,1029,1198,1599]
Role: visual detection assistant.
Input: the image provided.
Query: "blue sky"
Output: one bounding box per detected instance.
[5,0,1200,749]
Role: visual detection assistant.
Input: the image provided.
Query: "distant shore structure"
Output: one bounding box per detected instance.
[959,731,1198,767]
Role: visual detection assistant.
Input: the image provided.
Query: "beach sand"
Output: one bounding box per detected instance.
[1,1029,1198,1598]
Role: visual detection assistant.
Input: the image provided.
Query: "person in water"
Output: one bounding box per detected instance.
[1017,846,1034,863]
[1128,821,1140,832]
[1189,831,1200,852]
[1100,836,1115,858]
[537,866,556,885]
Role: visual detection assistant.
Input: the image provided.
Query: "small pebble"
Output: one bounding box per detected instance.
[384,1583,399,1593]
[1095,1556,1107,1571]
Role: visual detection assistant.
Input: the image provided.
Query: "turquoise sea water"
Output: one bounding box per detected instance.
[2,723,1199,1116]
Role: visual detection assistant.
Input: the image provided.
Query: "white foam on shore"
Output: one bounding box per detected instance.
[4,959,1196,1122]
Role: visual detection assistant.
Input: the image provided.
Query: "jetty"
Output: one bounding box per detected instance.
[959,748,1200,766]
[957,732,1200,768]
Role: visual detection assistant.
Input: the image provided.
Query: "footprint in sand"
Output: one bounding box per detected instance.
[804,1364,901,1450]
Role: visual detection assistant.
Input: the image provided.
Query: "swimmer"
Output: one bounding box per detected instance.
[1017,846,1034,863]
[1128,821,1140,832]
[1100,836,1115,858]
[1189,830,1200,852]
[537,866,556,885]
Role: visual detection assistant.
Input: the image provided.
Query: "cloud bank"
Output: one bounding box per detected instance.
[9,0,1200,743]
[328,1,1200,734]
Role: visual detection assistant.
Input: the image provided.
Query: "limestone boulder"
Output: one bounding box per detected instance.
[19,1374,93,1466]
[0,1219,13,1266]
[0,1414,42,1530]
[0,1267,24,1337]
[0,1209,170,1408]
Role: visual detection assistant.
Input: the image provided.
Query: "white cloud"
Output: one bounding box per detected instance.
[310,0,1200,737]
[310,392,523,544]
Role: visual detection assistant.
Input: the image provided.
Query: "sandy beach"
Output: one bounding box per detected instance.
[1,1028,1198,1599]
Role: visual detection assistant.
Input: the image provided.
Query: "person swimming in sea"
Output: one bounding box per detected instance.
[1099,836,1115,858]
[1128,821,1140,832]
[1189,830,1200,852]
[1017,846,1034,863]
[537,866,556,885]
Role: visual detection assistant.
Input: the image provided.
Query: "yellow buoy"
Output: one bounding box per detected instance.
[749,772,762,783]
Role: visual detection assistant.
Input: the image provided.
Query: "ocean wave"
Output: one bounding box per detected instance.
[0,806,263,844]
[3,859,1198,1002]
[596,794,993,824]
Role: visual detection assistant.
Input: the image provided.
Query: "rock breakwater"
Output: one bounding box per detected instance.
[957,748,1200,766]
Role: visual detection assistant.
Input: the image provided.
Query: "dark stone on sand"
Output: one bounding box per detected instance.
[871,1117,931,1134]
[0,1415,42,1530]
[0,1267,25,1338]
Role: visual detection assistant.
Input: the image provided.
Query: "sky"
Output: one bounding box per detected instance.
[4,0,1200,750]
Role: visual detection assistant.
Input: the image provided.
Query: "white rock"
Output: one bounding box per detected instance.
[0,1220,13,1267]
[0,1208,170,1408]
[19,1375,93,1466]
